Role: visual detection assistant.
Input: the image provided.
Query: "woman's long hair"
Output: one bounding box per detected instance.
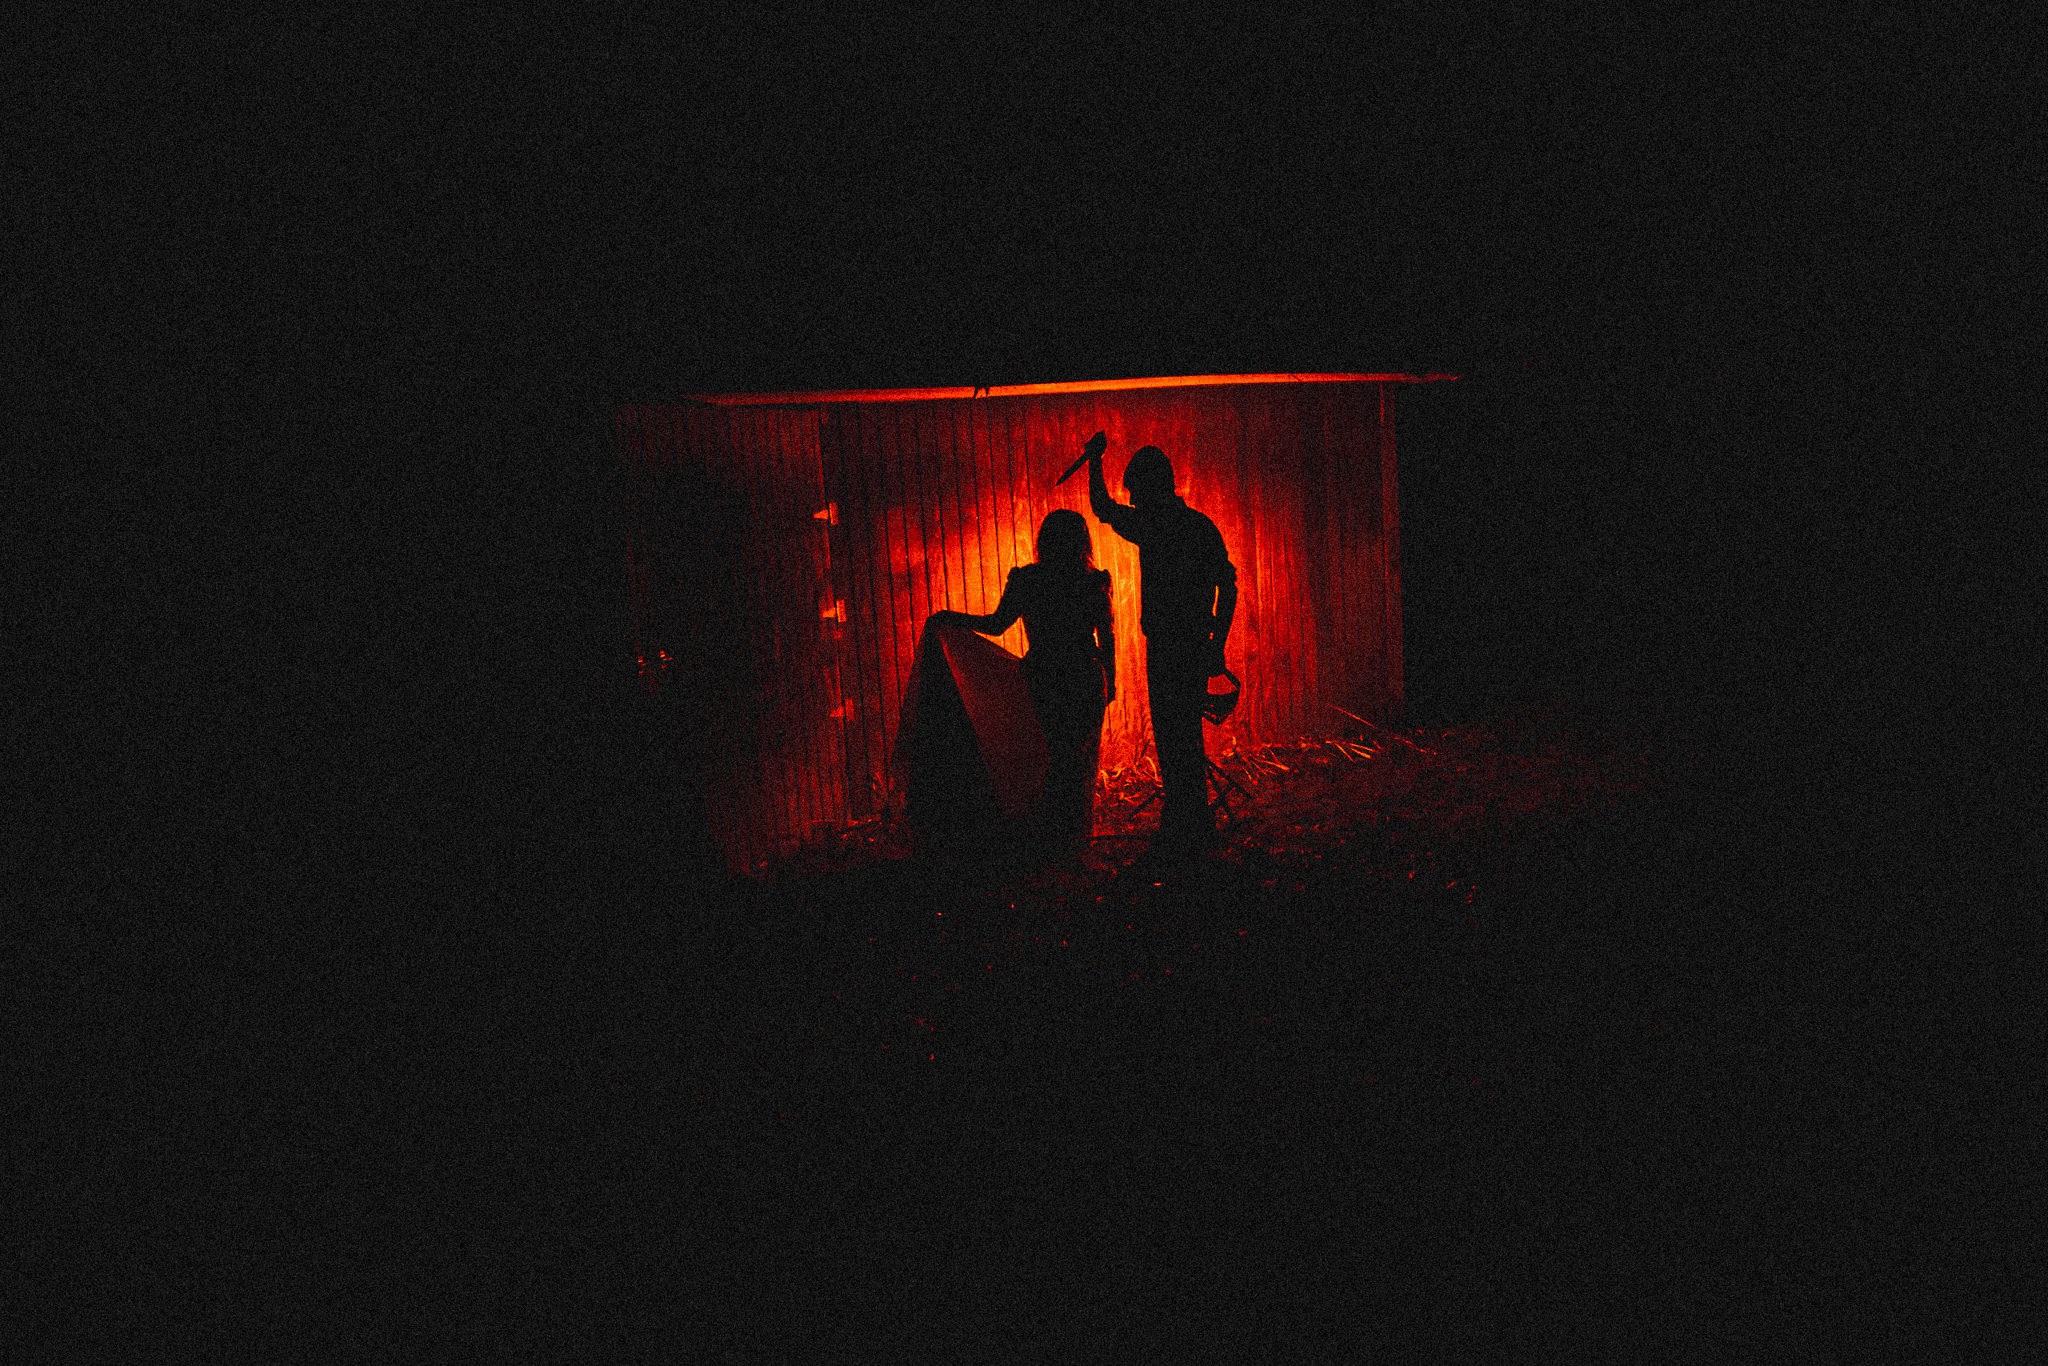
[1035,508,1095,576]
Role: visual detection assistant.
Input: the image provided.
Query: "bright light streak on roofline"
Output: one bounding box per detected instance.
[684,373,1459,406]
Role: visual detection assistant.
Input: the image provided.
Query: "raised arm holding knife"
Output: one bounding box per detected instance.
[1069,430,1238,850]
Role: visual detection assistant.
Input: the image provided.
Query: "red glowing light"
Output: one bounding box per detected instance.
[687,372,1456,405]
[622,370,1430,874]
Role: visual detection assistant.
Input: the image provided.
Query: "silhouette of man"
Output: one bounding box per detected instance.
[1082,432,1238,849]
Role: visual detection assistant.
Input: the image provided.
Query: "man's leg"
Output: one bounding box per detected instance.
[1147,645,1210,839]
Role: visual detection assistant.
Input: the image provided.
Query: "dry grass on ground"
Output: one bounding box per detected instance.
[761,708,1651,895]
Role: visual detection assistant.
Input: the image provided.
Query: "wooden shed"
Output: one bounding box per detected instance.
[615,372,1453,875]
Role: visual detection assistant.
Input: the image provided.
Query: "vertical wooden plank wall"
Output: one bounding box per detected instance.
[616,400,846,873]
[620,381,1400,874]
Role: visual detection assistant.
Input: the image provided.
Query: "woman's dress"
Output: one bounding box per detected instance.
[895,565,1111,859]
[1006,564,1112,852]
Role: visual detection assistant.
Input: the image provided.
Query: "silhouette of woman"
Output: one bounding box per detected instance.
[931,510,1116,857]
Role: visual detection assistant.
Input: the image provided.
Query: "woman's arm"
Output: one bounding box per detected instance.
[1208,559,1238,676]
[931,571,1023,636]
[1096,576,1117,703]
[1099,616,1117,703]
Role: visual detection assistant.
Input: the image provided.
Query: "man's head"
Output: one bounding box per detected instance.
[1123,446,1174,505]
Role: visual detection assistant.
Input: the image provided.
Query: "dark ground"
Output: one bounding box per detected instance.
[24,660,2029,1362]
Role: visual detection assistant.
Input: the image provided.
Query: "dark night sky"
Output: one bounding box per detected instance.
[21,8,2019,876]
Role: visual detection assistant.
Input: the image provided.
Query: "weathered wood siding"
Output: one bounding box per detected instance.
[617,380,1404,874]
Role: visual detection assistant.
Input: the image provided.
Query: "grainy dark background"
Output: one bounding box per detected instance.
[17,8,2029,1360]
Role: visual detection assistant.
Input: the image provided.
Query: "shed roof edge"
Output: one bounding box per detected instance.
[675,372,1458,406]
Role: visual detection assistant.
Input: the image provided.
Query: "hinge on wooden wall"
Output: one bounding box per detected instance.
[813,503,838,525]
